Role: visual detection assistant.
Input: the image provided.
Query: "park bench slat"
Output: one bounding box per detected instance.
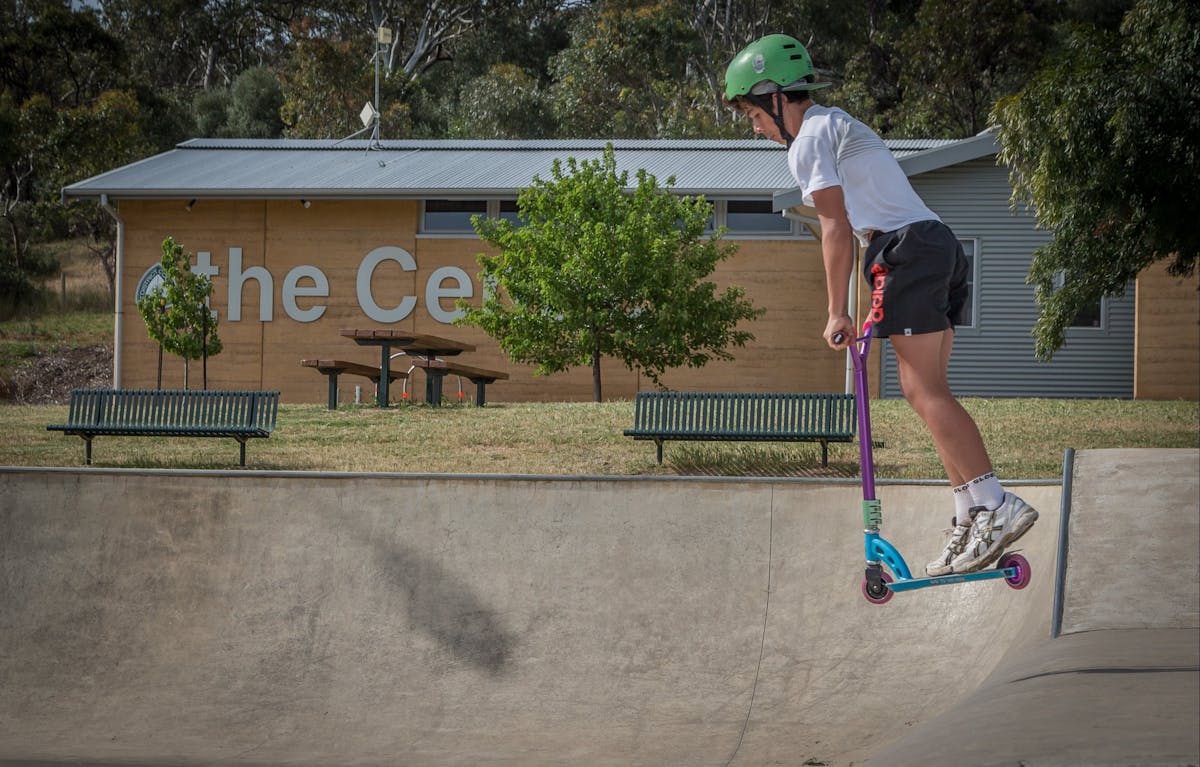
[625,391,855,466]
[47,389,279,467]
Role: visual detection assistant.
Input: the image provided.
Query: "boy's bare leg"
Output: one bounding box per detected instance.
[889,329,992,486]
[891,328,1039,573]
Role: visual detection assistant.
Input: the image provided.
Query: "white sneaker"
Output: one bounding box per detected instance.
[951,493,1039,573]
[926,518,975,577]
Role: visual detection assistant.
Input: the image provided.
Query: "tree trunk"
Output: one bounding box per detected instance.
[202,309,208,390]
[156,344,163,388]
[592,348,602,402]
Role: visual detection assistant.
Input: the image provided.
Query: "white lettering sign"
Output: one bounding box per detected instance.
[182,246,472,325]
[426,266,473,323]
[228,247,273,322]
[282,266,329,322]
[357,246,418,323]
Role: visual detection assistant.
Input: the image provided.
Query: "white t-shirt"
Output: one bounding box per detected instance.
[788,105,938,245]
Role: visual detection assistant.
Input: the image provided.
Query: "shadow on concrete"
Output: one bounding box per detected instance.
[367,536,516,676]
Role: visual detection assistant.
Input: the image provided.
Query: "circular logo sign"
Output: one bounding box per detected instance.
[135,264,167,302]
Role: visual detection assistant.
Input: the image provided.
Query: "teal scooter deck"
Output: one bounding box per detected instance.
[883,560,1027,593]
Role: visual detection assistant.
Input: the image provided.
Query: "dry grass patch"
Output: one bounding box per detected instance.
[0,398,1194,478]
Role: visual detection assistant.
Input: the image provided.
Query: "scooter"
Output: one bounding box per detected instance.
[837,321,1031,604]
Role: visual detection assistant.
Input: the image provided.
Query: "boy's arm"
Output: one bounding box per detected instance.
[811,185,856,349]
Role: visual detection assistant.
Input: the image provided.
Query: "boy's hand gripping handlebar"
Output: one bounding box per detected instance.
[832,320,874,367]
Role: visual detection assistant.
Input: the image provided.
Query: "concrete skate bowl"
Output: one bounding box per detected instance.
[0,448,1195,766]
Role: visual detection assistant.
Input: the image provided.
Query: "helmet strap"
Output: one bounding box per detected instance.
[747,92,796,149]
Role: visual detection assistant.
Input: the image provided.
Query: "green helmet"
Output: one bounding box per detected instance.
[723,34,831,102]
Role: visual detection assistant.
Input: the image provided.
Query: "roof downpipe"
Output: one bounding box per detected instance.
[99,193,124,388]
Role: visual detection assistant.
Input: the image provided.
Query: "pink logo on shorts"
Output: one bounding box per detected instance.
[870,264,889,324]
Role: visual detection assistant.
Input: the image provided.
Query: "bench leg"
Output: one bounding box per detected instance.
[821,440,828,467]
[324,372,340,410]
[655,439,664,465]
[84,436,93,466]
[238,438,247,467]
[473,379,486,406]
[426,370,446,406]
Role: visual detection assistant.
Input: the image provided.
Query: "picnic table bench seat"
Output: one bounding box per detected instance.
[301,358,409,409]
[47,388,279,466]
[624,391,856,466]
[405,358,509,406]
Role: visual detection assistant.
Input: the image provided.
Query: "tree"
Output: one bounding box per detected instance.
[447,64,553,139]
[279,34,414,139]
[365,0,479,82]
[894,0,1054,138]
[98,0,304,92]
[136,237,222,389]
[992,0,1199,358]
[279,36,372,138]
[194,65,285,138]
[549,1,730,138]
[820,0,920,135]
[1,3,161,314]
[458,144,763,401]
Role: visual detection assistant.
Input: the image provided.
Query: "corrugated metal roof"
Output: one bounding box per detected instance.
[62,137,959,201]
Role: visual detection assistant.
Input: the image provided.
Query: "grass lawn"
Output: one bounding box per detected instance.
[2,397,1195,478]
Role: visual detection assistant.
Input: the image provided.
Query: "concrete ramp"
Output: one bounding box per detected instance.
[0,449,1195,766]
[865,448,1200,766]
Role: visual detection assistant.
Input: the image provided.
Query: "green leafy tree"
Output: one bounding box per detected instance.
[895,0,1054,138]
[447,64,552,139]
[194,65,285,138]
[992,0,1199,358]
[1,3,162,314]
[549,1,726,138]
[193,88,232,137]
[279,36,371,138]
[279,35,413,139]
[458,144,763,401]
[98,0,303,91]
[2,88,151,314]
[136,237,222,389]
[821,0,920,135]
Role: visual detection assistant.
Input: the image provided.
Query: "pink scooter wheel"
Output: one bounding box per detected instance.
[861,570,894,604]
[998,552,1031,590]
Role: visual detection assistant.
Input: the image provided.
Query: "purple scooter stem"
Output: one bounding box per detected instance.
[834,322,877,502]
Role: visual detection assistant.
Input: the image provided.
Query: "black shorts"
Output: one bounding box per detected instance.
[862,219,969,339]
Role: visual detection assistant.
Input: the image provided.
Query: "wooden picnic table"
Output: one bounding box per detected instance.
[340,329,475,407]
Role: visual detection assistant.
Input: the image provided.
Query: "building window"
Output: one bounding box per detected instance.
[497,199,524,227]
[958,238,979,329]
[724,199,794,235]
[1053,272,1105,328]
[422,200,487,233]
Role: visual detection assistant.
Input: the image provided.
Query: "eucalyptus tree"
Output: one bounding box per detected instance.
[993,0,1198,358]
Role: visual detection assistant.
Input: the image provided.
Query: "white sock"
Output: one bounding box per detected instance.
[953,484,975,526]
[968,472,1005,510]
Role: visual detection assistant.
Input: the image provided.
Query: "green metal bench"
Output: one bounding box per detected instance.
[624,391,856,466]
[48,389,280,467]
